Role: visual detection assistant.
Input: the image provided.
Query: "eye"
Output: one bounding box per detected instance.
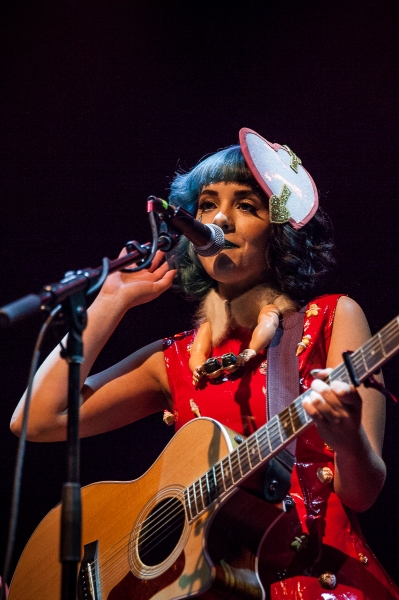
[198,200,217,212]
[238,201,257,214]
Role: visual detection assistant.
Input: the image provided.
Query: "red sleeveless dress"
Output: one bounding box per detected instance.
[163,294,399,599]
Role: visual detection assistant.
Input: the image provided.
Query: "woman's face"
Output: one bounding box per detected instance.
[196,181,270,299]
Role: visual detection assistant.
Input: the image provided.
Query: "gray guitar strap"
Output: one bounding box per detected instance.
[265,306,306,484]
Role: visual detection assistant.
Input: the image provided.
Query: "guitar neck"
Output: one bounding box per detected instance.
[184,314,399,522]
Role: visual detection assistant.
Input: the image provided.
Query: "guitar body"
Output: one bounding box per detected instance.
[9,418,294,600]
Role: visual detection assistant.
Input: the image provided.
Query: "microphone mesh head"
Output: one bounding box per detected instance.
[192,224,225,257]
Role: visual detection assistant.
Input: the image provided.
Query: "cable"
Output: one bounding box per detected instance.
[87,257,110,296]
[121,209,159,273]
[1,305,63,600]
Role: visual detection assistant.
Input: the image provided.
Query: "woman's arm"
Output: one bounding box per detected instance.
[10,251,176,442]
[303,296,386,512]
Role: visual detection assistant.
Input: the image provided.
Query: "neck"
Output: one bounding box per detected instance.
[214,282,298,318]
[217,280,274,302]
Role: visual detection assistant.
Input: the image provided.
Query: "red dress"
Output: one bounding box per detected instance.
[163,294,399,599]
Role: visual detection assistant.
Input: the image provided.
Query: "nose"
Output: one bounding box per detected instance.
[212,211,234,233]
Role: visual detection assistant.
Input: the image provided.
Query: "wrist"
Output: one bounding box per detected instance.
[89,292,129,323]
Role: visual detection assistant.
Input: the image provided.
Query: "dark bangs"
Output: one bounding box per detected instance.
[168,145,263,214]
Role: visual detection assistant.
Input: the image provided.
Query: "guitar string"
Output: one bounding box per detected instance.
[95,391,316,579]
[86,320,399,585]
[89,492,188,584]
[87,446,248,580]
[88,386,357,584]
[89,403,313,584]
[337,323,398,386]
[91,488,187,561]
[89,431,270,583]
[90,409,311,585]
[85,381,376,584]
[91,403,310,585]
[362,324,399,366]
[350,320,398,374]
[90,449,250,582]
[88,413,294,578]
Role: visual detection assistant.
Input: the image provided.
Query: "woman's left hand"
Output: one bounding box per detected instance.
[303,369,362,453]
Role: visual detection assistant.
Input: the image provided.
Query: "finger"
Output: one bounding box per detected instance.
[151,261,174,280]
[151,269,176,294]
[329,380,360,406]
[147,250,166,272]
[311,377,357,402]
[310,367,332,380]
[119,249,166,272]
[310,369,358,406]
[311,378,337,395]
[304,393,344,424]
[311,379,353,414]
[302,390,328,421]
[305,380,348,422]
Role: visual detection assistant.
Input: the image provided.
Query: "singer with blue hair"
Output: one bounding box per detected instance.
[10,129,399,598]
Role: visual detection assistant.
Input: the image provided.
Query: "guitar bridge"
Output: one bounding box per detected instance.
[77,540,100,600]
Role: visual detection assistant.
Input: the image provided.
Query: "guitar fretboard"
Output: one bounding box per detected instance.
[184,315,399,522]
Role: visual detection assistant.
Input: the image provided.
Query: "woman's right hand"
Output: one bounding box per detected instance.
[97,250,177,314]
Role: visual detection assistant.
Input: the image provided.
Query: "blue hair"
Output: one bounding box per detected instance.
[168,145,262,213]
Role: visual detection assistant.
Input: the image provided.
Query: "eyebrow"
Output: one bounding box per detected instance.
[199,188,260,200]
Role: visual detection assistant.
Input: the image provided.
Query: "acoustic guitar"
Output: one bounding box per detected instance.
[8,315,399,599]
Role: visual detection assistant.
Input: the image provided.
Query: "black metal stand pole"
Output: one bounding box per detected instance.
[59,290,87,600]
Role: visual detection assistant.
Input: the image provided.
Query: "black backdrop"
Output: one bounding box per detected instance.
[1,0,399,588]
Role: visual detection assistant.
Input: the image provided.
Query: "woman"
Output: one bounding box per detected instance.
[10,129,399,598]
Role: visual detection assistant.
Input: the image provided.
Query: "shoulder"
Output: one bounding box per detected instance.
[327,296,372,368]
[333,296,371,334]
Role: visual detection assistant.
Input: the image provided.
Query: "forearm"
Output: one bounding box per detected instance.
[10,294,127,440]
[10,253,175,441]
[333,426,386,512]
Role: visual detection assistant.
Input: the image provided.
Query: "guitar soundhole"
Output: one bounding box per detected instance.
[138,497,186,567]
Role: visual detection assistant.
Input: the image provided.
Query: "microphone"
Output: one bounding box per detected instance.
[150,196,225,257]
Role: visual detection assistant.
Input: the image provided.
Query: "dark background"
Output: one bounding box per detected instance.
[1,0,399,589]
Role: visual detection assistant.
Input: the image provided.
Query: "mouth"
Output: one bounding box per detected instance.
[223,240,239,249]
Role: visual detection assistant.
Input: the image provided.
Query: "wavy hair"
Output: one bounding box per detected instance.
[168,145,337,305]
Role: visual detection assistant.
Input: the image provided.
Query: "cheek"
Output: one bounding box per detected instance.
[245,228,270,253]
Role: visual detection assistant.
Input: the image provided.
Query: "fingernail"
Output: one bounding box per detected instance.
[310,369,323,377]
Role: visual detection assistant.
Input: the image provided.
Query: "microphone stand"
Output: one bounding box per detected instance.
[0,228,179,600]
[59,289,86,600]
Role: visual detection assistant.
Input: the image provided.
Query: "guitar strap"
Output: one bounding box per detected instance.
[264,306,306,502]
[266,306,307,422]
